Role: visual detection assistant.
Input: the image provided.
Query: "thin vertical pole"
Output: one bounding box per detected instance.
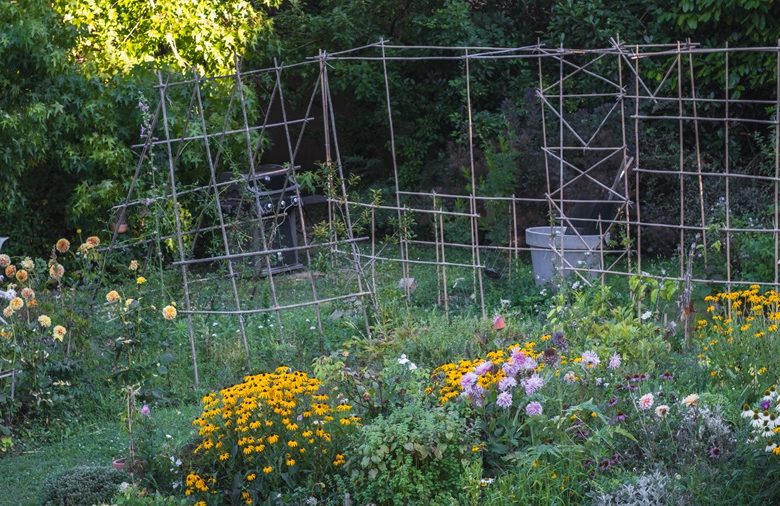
[677,43,685,279]
[634,44,643,318]
[274,60,325,334]
[380,38,410,298]
[775,40,780,288]
[193,73,249,356]
[439,209,450,318]
[233,59,283,330]
[616,36,632,274]
[507,196,513,282]
[323,61,373,335]
[511,194,519,261]
[538,42,553,226]
[465,50,486,318]
[558,43,565,276]
[403,221,411,297]
[725,46,732,304]
[433,192,442,306]
[599,217,606,287]
[320,51,335,252]
[156,71,199,388]
[687,41,708,267]
[371,206,377,299]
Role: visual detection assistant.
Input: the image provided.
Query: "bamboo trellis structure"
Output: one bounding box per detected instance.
[109,39,780,386]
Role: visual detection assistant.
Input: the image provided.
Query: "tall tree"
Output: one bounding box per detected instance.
[54,0,281,77]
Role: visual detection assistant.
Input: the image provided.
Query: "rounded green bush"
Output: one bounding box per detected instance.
[40,465,128,506]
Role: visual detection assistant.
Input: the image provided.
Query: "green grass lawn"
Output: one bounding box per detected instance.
[0,405,199,505]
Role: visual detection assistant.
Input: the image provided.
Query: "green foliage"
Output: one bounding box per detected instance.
[478,134,521,245]
[589,470,684,506]
[349,400,476,505]
[0,0,138,252]
[112,484,187,506]
[41,465,128,506]
[480,449,590,504]
[135,407,184,494]
[53,0,279,77]
[546,284,671,368]
[656,0,780,95]
[629,275,679,317]
[548,0,652,46]
[313,347,430,419]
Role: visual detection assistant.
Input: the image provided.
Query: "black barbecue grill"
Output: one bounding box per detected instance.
[219,164,303,274]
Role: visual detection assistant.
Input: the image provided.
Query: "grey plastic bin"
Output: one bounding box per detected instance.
[525,226,606,286]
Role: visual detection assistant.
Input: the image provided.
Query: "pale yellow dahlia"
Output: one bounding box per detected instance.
[9,297,23,311]
[53,325,67,342]
[162,305,178,320]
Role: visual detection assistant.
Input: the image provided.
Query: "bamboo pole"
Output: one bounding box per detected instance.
[156,71,199,388]
[193,73,250,355]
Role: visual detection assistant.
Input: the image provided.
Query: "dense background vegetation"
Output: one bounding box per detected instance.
[3,0,780,256]
[6,3,780,504]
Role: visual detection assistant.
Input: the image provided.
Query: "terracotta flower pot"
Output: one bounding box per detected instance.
[110,222,129,234]
[112,457,145,477]
[112,457,127,472]
[492,315,506,331]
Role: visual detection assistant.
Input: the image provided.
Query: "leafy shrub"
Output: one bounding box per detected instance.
[134,406,184,494]
[480,450,590,504]
[186,367,357,504]
[0,246,82,425]
[589,470,684,506]
[112,483,187,506]
[546,284,672,369]
[0,238,178,429]
[313,347,429,418]
[429,334,685,479]
[350,400,475,505]
[41,465,128,506]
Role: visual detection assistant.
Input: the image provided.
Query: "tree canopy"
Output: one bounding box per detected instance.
[53,0,280,77]
[3,0,780,253]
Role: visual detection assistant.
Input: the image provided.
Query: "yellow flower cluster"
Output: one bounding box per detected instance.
[698,286,779,381]
[188,367,358,501]
[701,286,780,336]
[185,472,210,494]
[430,341,541,404]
